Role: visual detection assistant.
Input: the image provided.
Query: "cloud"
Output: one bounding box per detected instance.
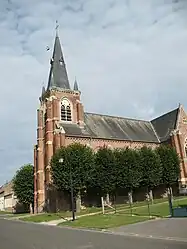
[0,0,187,184]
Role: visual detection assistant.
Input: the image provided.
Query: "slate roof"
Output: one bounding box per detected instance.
[47,34,71,90]
[151,108,179,142]
[59,108,180,143]
[60,113,158,143]
[84,113,159,142]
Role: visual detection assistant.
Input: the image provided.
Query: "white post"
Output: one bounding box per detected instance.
[101,197,105,214]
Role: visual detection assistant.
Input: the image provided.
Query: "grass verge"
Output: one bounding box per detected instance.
[19,196,187,223]
[58,213,151,229]
[20,207,101,223]
[0,211,11,214]
[58,197,187,229]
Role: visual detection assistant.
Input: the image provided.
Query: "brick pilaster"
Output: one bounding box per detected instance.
[45,100,54,183]
[33,145,38,213]
[36,108,45,211]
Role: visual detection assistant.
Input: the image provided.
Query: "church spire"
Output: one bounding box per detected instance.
[47,22,71,91]
[73,77,79,91]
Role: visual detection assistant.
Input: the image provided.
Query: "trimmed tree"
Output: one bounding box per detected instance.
[12,164,34,212]
[114,148,142,213]
[93,146,116,207]
[50,143,94,211]
[156,145,180,187]
[139,146,162,206]
[156,145,180,216]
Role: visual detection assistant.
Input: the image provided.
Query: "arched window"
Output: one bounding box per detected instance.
[60,99,72,121]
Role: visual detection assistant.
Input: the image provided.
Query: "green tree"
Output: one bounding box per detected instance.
[156,145,180,186]
[51,143,94,196]
[156,145,180,216]
[12,164,34,208]
[139,146,162,216]
[93,146,116,197]
[114,148,142,190]
[139,146,162,190]
[114,148,142,213]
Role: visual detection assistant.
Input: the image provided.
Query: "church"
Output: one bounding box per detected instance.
[34,30,187,213]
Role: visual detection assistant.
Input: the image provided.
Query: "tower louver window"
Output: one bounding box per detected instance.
[61,99,72,121]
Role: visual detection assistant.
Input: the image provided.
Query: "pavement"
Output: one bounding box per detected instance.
[0,217,187,249]
[109,218,187,241]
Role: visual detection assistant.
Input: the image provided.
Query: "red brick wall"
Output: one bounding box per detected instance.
[172,105,187,186]
[65,136,158,151]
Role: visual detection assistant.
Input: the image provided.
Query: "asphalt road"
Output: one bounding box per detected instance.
[0,218,187,249]
[110,218,187,240]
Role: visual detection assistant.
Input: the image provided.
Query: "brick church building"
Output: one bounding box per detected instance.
[34,31,187,213]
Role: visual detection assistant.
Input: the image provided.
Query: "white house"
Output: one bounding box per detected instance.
[0,182,18,212]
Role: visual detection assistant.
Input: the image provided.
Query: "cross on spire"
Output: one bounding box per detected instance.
[55,20,59,37]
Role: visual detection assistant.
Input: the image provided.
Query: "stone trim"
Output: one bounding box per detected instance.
[37,190,44,194]
[175,104,182,130]
[48,95,57,101]
[170,129,181,136]
[45,131,53,134]
[180,178,187,182]
[37,138,44,141]
[37,170,44,174]
[46,141,53,145]
[53,117,59,121]
[51,88,75,94]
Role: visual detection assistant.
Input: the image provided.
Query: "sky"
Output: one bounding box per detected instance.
[0,0,187,185]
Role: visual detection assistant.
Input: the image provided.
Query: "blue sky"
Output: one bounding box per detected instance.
[0,0,187,185]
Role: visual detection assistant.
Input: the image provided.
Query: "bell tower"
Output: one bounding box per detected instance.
[34,24,84,213]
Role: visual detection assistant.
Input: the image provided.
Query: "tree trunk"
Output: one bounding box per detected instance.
[167,186,173,217]
[146,188,151,217]
[114,193,117,214]
[106,193,110,205]
[76,191,81,213]
[128,190,133,216]
[128,190,133,204]
[149,189,154,204]
[101,197,105,214]
[29,203,33,214]
[170,186,173,199]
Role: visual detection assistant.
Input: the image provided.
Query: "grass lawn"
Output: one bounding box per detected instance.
[120,197,187,217]
[19,196,187,223]
[0,211,11,214]
[115,196,187,211]
[20,207,101,223]
[58,197,187,229]
[59,213,151,229]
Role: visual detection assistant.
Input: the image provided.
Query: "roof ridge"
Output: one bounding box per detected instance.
[85,112,149,123]
[149,122,160,143]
